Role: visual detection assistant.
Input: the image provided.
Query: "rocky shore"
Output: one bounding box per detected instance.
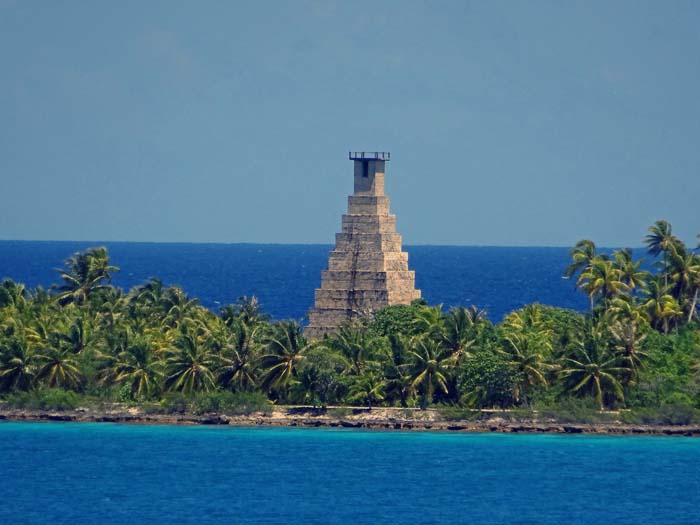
[2,406,700,437]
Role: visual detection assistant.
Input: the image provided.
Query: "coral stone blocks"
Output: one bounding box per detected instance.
[306,154,420,339]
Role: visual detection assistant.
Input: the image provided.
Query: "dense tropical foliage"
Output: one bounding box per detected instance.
[1,220,699,417]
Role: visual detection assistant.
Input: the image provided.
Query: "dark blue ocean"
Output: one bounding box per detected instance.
[1,422,699,524]
[0,241,594,322]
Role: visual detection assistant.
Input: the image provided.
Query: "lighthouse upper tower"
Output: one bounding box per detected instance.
[351,151,389,196]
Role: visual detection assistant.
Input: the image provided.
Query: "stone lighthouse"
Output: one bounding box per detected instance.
[306,152,421,339]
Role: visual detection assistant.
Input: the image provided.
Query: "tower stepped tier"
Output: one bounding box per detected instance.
[306,152,420,339]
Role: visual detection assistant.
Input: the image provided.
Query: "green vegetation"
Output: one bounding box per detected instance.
[4,388,81,411]
[1,220,699,425]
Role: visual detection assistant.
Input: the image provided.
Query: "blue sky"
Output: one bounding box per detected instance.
[1,0,698,247]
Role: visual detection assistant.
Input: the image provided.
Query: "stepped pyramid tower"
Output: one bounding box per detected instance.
[306,152,420,339]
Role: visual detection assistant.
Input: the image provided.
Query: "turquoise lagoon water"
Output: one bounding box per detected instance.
[1,422,699,524]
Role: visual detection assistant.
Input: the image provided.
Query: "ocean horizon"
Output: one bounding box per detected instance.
[0,238,644,248]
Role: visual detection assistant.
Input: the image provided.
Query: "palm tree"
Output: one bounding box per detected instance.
[129,278,165,308]
[498,332,554,405]
[640,277,682,334]
[577,258,629,310]
[645,220,681,287]
[411,304,444,338]
[289,365,323,406]
[0,279,29,312]
[22,317,50,349]
[325,322,380,376]
[559,325,627,410]
[95,287,125,329]
[216,320,260,392]
[607,295,648,326]
[0,338,37,392]
[348,371,386,409]
[564,239,598,280]
[612,249,649,290]
[54,247,119,306]
[645,219,679,256]
[608,320,648,382]
[221,296,268,329]
[408,338,452,409]
[124,279,161,323]
[381,334,413,408]
[160,287,200,329]
[666,242,700,321]
[106,340,163,400]
[164,330,218,394]
[259,321,310,391]
[56,315,92,355]
[441,307,476,361]
[503,304,553,335]
[464,305,489,325]
[34,345,84,390]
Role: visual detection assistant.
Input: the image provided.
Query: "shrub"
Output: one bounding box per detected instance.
[621,405,700,426]
[459,353,520,408]
[4,389,80,411]
[139,402,164,415]
[160,392,190,414]
[369,302,425,337]
[39,389,81,410]
[193,391,271,416]
[117,384,133,404]
[536,398,616,424]
[437,406,488,421]
[329,407,351,418]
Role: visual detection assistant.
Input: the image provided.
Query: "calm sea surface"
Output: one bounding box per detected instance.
[0,241,598,321]
[0,422,698,524]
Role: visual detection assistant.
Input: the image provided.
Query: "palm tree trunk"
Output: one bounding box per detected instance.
[688,288,699,323]
[421,379,433,410]
[594,376,604,411]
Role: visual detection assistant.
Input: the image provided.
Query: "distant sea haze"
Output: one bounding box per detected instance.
[0,241,606,322]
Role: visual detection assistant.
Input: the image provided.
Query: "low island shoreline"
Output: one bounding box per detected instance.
[2,406,700,437]
[3,240,700,441]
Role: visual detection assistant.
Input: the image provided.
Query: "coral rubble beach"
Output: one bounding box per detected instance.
[2,406,700,437]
